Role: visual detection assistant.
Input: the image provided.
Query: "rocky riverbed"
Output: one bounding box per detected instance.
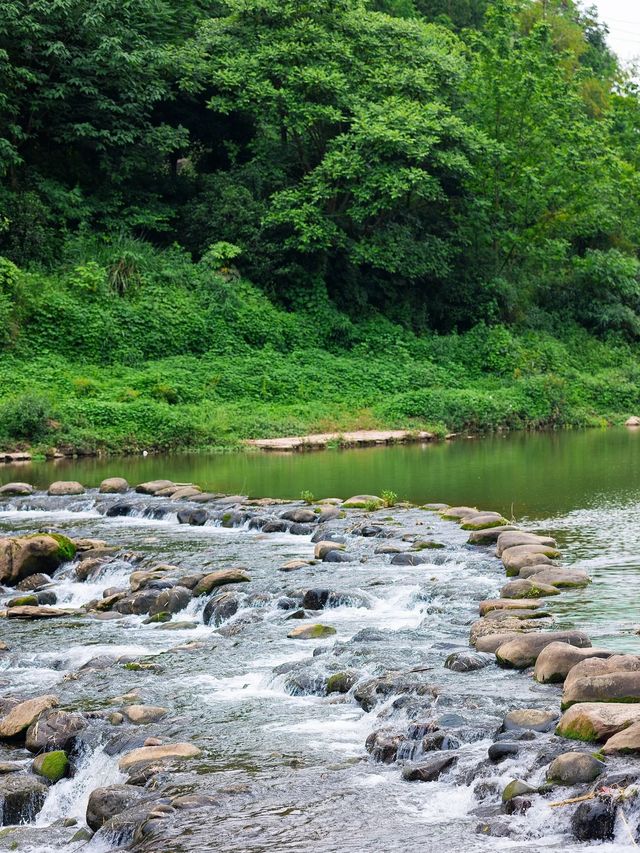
[0,478,640,851]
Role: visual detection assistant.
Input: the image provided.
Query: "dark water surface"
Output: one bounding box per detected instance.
[4,428,640,519]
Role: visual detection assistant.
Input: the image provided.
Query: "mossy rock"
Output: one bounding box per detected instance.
[326,671,358,694]
[49,534,77,562]
[460,517,508,531]
[502,779,537,802]
[412,540,445,551]
[33,749,68,782]
[7,595,39,607]
[143,612,172,624]
[287,624,337,640]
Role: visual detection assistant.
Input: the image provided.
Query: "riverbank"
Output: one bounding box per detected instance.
[1,479,640,849]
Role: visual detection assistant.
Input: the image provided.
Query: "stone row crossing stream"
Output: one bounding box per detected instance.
[0,477,639,851]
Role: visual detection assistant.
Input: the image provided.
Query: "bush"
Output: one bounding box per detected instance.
[0,393,54,442]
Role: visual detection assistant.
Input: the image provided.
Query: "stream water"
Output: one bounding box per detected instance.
[2,429,640,851]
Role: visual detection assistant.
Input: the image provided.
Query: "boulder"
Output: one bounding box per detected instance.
[122,705,167,724]
[483,607,550,622]
[439,506,477,520]
[314,541,345,559]
[169,486,202,500]
[479,599,543,616]
[602,721,640,754]
[0,773,47,825]
[534,644,613,684]
[47,480,85,496]
[466,525,518,544]
[32,750,68,782]
[0,534,76,585]
[176,509,209,526]
[7,605,69,619]
[16,573,51,591]
[496,531,557,557]
[501,780,537,802]
[460,513,509,531]
[475,632,524,653]
[401,754,457,782]
[193,569,250,596]
[99,477,129,494]
[281,508,317,524]
[203,591,241,626]
[444,651,493,673]
[564,654,640,694]
[118,742,201,771]
[502,709,558,733]
[470,617,547,646]
[0,695,58,739]
[323,550,355,563]
[0,482,34,497]
[546,752,604,785]
[86,784,149,831]
[278,560,309,573]
[525,568,590,588]
[571,798,617,841]
[625,416,640,427]
[562,671,640,710]
[343,495,382,508]
[287,624,337,640]
[500,578,561,599]
[148,586,192,617]
[556,702,640,742]
[135,479,176,495]
[390,553,427,566]
[25,709,86,753]
[501,543,560,571]
[495,631,591,669]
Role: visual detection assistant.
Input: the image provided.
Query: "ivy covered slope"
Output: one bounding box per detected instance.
[1,0,640,453]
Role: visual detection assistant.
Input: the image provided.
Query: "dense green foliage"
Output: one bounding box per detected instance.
[1,0,639,451]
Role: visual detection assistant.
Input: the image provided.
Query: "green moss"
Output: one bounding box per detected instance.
[33,750,68,782]
[48,533,77,562]
[555,721,599,742]
[460,517,508,530]
[7,594,38,607]
[144,611,171,624]
[412,541,445,551]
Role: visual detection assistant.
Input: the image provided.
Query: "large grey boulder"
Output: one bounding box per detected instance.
[0,534,76,586]
[534,643,613,684]
[0,482,34,497]
[546,752,604,785]
[495,631,591,669]
[86,784,149,831]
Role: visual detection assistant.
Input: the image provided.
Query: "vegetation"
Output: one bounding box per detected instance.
[1,0,640,453]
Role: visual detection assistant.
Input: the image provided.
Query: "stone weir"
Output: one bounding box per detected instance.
[0,478,638,849]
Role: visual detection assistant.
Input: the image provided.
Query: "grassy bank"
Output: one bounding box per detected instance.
[1,247,640,455]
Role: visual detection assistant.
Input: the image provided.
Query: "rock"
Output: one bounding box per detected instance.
[302,589,329,609]
[47,480,85,495]
[278,560,309,572]
[466,525,518,544]
[314,541,345,559]
[0,482,34,496]
[602,721,640,754]
[496,531,557,557]
[488,742,520,762]
[534,643,613,684]
[484,607,549,622]
[176,509,209,526]
[0,773,47,824]
[318,507,341,522]
[625,416,640,427]
[390,553,427,566]
[564,654,640,691]
[501,780,537,802]
[122,705,168,724]
[563,671,640,710]
[16,573,51,591]
[460,513,509,530]
[401,754,458,781]
[501,543,560,571]
[556,702,640,742]
[326,671,359,694]
[261,520,289,533]
[6,605,69,619]
[0,695,58,739]
[169,486,202,500]
[135,479,175,495]
[439,506,478,520]
[193,569,250,596]
[546,752,604,785]
[32,750,68,782]
[479,599,543,616]
[343,495,382,508]
[502,709,558,733]
[148,586,191,617]
[495,631,591,669]
[469,617,546,646]
[287,624,336,639]
[444,651,493,673]
[323,550,355,563]
[525,568,590,588]
[500,578,561,599]
[86,783,150,831]
[571,798,617,841]
[0,534,76,585]
[118,742,201,771]
[203,591,241,626]
[99,477,129,493]
[475,632,523,653]
[25,709,86,752]
[423,503,449,511]
[281,508,317,523]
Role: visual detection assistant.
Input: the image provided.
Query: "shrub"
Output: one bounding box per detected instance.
[0,393,54,442]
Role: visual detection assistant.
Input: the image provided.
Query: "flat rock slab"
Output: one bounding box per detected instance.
[534,643,614,684]
[469,617,549,646]
[467,525,518,544]
[556,702,640,742]
[496,531,557,557]
[460,513,509,531]
[479,599,544,616]
[122,705,168,724]
[0,695,58,738]
[245,430,434,452]
[439,506,478,520]
[119,742,201,771]
[526,569,590,588]
[495,631,591,669]
[135,480,176,495]
[475,632,525,653]
[6,606,71,619]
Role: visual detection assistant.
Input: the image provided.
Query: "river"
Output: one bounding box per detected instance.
[1,429,640,851]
